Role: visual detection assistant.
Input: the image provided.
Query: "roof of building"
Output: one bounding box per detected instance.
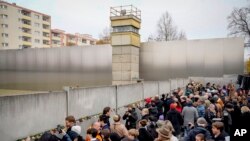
[51,29,65,33]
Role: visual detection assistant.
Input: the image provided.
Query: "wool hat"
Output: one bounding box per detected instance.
[145,98,151,104]
[71,125,81,135]
[170,103,177,110]
[197,117,207,127]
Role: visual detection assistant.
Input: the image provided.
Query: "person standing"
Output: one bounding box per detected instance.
[110,114,128,139]
[211,122,225,141]
[166,103,183,137]
[123,105,138,130]
[182,101,198,136]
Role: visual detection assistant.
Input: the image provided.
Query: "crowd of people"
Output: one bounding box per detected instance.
[37,81,250,141]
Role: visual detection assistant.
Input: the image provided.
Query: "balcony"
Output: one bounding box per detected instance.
[42,20,50,25]
[22,15,31,21]
[22,19,31,29]
[22,32,32,38]
[43,39,50,45]
[42,28,50,33]
[22,41,32,46]
[52,35,61,41]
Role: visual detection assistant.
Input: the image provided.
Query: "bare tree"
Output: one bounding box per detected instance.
[97,27,111,44]
[154,11,186,41]
[227,7,250,39]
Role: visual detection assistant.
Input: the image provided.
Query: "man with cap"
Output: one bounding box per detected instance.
[184,117,212,141]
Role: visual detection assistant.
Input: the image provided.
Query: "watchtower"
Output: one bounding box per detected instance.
[110,5,141,85]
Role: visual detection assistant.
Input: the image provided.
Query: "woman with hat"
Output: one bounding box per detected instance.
[155,120,178,141]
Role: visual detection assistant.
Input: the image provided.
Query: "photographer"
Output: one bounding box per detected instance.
[123,105,138,130]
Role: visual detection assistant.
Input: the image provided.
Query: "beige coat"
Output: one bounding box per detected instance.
[110,122,128,138]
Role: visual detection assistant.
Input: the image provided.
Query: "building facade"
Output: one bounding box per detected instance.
[0,1,51,49]
[0,1,96,49]
[51,29,97,47]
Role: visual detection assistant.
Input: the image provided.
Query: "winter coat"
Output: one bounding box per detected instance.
[110,122,128,138]
[138,127,154,141]
[141,114,150,121]
[213,133,225,141]
[205,109,216,125]
[123,109,138,130]
[240,112,250,130]
[197,105,205,118]
[155,99,164,115]
[184,126,212,141]
[149,106,158,118]
[182,106,198,126]
[66,127,79,141]
[110,132,122,141]
[147,122,158,139]
[163,98,174,116]
[166,109,183,135]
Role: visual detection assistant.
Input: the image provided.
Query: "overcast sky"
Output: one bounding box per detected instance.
[6,0,250,41]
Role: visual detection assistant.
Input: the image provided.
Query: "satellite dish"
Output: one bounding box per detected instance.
[121,10,126,16]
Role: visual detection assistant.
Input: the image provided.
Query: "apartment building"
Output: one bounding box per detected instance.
[51,29,97,47]
[51,29,66,47]
[0,1,51,49]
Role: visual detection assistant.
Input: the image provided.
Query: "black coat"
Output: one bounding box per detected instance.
[138,127,154,141]
[213,133,225,141]
[240,112,250,130]
[184,126,212,141]
[163,98,174,115]
[123,109,138,130]
[141,114,150,121]
[149,106,158,118]
[166,109,183,135]
[155,99,163,115]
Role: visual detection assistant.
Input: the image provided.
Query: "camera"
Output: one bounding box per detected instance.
[57,125,64,133]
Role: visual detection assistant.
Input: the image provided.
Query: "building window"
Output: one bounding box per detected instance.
[42,16,50,22]
[0,5,7,9]
[34,31,40,35]
[34,14,39,19]
[2,33,8,38]
[2,43,8,47]
[0,14,8,19]
[1,24,8,28]
[112,25,139,33]
[35,39,40,43]
[34,23,40,27]
[82,39,87,43]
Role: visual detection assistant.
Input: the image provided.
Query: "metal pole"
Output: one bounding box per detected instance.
[142,82,145,106]
[63,86,70,116]
[115,85,118,114]
[158,81,160,95]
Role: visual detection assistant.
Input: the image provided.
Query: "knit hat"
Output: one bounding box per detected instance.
[197,117,207,127]
[71,125,81,135]
[145,98,151,104]
[170,103,177,110]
